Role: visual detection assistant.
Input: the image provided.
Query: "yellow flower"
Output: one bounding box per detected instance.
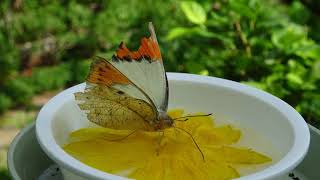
[63,109,271,180]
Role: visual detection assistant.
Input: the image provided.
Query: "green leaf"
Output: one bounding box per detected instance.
[229,0,256,19]
[185,60,205,74]
[242,81,266,90]
[166,27,212,40]
[166,27,196,40]
[271,24,306,53]
[181,1,207,25]
[312,60,320,79]
[4,78,34,105]
[289,0,310,24]
[0,93,12,113]
[199,69,209,76]
[166,27,234,48]
[295,44,320,60]
[271,24,320,60]
[286,73,303,87]
[287,60,306,77]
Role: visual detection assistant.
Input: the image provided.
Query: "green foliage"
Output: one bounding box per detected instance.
[4,78,34,105]
[0,168,10,180]
[29,63,71,93]
[0,94,12,113]
[0,31,19,84]
[0,0,320,128]
[289,0,311,24]
[68,59,91,84]
[166,0,320,126]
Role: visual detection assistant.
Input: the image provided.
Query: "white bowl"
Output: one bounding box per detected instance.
[36,73,310,180]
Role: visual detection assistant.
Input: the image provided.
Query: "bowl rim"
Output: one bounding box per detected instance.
[36,72,310,180]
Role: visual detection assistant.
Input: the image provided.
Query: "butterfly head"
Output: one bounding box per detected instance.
[156,111,174,130]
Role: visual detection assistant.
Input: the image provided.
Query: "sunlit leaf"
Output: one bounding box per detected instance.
[312,61,320,79]
[229,0,256,19]
[166,27,197,40]
[271,24,306,53]
[181,1,207,25]
[296,44,320,60]
[199,69,209,76]
[289,1,310,24]
[286,73,303,87]
[242,81,267,91]
[166,26,235,49]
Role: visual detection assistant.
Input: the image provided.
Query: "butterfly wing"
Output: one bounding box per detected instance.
[75,22,168,130]
[111,22,169,112]
[75,57,157,130]
[75,85,156,130]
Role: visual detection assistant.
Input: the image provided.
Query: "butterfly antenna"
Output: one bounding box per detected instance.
[173,126,205,161]
[172,113,212,121]
[174,118,189,122]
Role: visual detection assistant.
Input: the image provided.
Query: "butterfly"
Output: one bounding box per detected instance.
[74,22,174,131]
[74,22,212,160]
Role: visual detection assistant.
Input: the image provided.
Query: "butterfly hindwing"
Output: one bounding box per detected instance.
[75,85,156,130]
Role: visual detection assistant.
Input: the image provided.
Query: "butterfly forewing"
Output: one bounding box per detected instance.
[86,57,129,86]
[110,60,166,110]
[111,22,168,112]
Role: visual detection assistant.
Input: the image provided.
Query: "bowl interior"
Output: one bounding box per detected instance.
[53,79,293,156]
[39,73,309,179]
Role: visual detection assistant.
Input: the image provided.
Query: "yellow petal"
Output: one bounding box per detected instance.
[167,109,184,119]
[204,146,272,164]
[205,161,240,180]
[195,125,241,145]
[63,111,272,180]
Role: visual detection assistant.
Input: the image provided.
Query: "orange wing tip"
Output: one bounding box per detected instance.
[86,57,130,86]
[115,25,162,62]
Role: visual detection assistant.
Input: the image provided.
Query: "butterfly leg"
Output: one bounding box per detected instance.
[173,126,205,161]
[173,113,212,121]
[105,129,141,142]
[156,131,165,156]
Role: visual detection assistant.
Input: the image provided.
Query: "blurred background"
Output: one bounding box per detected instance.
[0,0,320,178]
